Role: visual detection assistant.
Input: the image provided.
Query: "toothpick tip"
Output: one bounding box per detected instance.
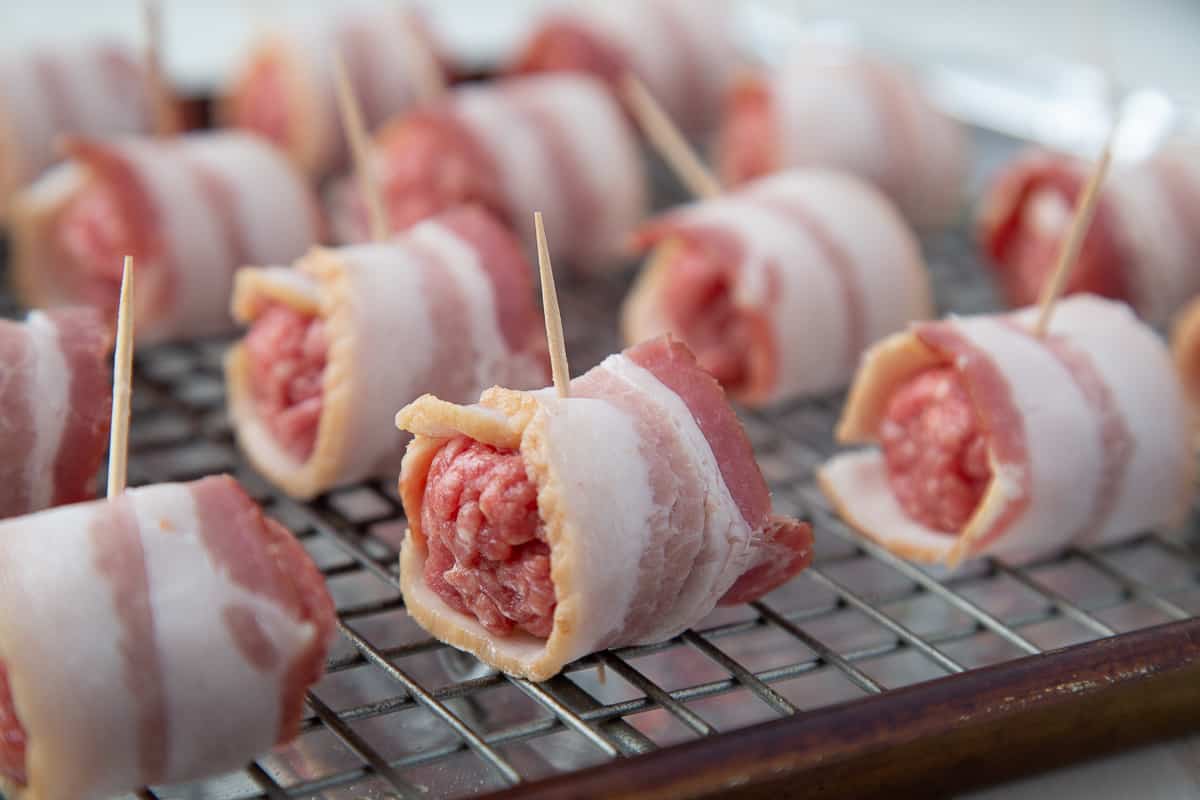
[1033,129,1117,337]
[141,0,172,137]
[533,212,570,398]
[334,49,388,243]
[108,255,136,498]
[622,73,721,200]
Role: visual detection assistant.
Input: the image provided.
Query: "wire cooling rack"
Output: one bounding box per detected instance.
[4,128,1199,800]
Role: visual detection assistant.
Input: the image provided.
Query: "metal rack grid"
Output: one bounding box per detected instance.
[4,128,1198,799]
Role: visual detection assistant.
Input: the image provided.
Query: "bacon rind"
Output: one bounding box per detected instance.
[821,295,1192,565]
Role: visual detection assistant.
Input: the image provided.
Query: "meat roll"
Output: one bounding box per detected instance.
[396,336,813,680]
[622,169,931,406]
[509,0,740,135]
[0,40,159,222]
[717,46,969,228]
[0,475,336,800]
[223,6,446,178]
[978,139,1200,323]
[227,206,548,500]
[330,74,646,272]
[10,132,321,343]
[819,295,1193,566]
[0,308,111,521]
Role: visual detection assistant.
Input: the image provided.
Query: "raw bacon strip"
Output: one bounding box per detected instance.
[622,169,931,405]
[396,336,812,681]
[227,207,548,500]
[978,138,1200,323]
[509,0,740,135]
[819,295,1192,565]
[0,475,335,800]
[333,74,647,272]
[0,41,161,222]
[0,308,111,521]
[10,132,321,344]
[223,6,447,178]
[717,46,969,228]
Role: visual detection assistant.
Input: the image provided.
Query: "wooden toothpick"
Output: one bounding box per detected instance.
[534,212,570,398]
[621,74,722,200]
[141,0,173,136]
[396,10,446,105]
[333,51,389,242]
[1032,133,1116,337]
[107,256,135,498]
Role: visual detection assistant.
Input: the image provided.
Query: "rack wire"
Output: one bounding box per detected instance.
[4,128,1198,800]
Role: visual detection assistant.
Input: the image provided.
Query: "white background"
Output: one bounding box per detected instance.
[0,0,1197,108]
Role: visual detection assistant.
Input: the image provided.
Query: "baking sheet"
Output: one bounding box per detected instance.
[0,124,1189,799]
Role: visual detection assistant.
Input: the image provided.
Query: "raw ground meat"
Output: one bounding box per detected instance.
[660,239,754,392]
[421,436,556,638]
[230,55,290,150]
[370,114,509,238]
[985,173,1128,308]
[244,304,328,462]
[717,77,777,185]
[0,661,27,787]
[58,181,133,312]
[880,367,992,533]
[510,19,628,98]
